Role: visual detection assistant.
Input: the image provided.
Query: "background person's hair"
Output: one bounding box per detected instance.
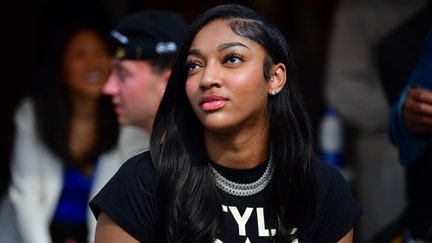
[151,4,317,242]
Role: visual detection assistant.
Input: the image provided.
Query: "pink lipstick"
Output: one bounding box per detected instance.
[200,94,228,111]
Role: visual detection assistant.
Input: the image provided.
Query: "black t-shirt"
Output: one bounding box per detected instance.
[90,151,363,242]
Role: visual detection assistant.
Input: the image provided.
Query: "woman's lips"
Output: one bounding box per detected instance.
[200,94,228,111]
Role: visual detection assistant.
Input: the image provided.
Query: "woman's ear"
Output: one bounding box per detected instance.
[269,63,286,96]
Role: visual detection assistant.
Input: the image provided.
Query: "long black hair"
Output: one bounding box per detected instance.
[31,3,119,167]
[151,3,317,242]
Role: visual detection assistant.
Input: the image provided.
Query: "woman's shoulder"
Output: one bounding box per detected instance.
[91,150,156,210]
[14,97,34,118]
[311,159,348,187]
[305,159,363,241]
[90,151,159,242]
[13,97,36,130]
[310,159,358,206]
[118,151,156,178]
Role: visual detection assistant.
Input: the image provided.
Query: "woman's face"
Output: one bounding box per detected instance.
[62,28,111,99]
[186,19,271,134]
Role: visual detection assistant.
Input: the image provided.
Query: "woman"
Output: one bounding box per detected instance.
[0,10,121,243]
[90,4,363,242]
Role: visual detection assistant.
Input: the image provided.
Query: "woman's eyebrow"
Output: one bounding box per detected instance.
[187,41,250,57]
[187,49,201,57]
[217,42,250,51]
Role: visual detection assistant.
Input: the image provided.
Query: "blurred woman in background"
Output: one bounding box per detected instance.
[0,4,121,243]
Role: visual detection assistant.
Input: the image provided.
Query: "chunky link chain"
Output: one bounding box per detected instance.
[209,148,274,197]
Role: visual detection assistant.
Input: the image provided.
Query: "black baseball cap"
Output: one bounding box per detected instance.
[110,9,188,60]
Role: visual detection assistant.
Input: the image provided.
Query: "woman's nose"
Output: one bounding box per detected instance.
[199,62,223,89]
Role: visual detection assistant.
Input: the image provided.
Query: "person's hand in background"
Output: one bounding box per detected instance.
[403,87,432,134]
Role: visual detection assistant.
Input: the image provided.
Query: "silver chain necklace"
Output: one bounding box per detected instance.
[209,148,274,197]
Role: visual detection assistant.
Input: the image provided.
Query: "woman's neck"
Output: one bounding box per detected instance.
[204,131,270,169]
[68,94,99,171]
[69,93,99,119]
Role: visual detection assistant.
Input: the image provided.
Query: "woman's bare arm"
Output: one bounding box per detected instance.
[94,212,139,243]
[337,228,354,243]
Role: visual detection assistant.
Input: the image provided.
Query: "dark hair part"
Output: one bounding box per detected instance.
[151,4,317,242]
[32,7,119,168]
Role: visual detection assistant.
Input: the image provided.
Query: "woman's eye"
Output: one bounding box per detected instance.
[187,61,200,71]
[224,54,243,64]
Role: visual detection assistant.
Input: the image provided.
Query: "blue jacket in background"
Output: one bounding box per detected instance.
[388,28,432,165]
